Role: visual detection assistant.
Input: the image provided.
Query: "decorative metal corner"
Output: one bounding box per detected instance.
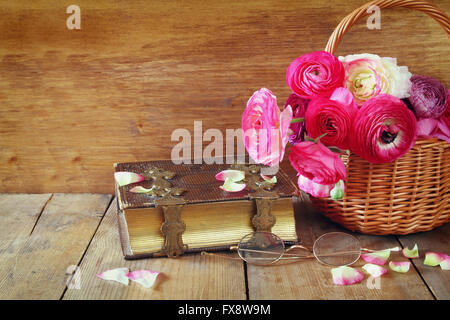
[250,194,278,232]
[154,193,188,258]
[140,166,186,197]
[229,163,279,232]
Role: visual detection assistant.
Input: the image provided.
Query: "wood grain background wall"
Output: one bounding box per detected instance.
[0,0,448,194]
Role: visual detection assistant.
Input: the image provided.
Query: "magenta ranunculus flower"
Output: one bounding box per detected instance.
[289,140,346,197]
[408,75,448,119]
[305,87,357,150]
[351,94,417,164]
[242,88,293,167]
[286,51,345,99]
[284,93,309,145]
[417,99,450,143]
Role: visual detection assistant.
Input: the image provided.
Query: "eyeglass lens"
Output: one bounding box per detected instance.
[237,231,361,266]
[237,232,285,265]
[312,232,361,266]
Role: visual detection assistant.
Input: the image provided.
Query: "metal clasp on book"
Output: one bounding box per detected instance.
[249,189,279,233]
[154,193,188,258]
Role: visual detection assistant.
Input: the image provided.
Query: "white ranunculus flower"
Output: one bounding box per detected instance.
[338,53,412,105]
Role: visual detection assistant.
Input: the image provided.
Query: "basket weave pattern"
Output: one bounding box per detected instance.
[312,140,450,235]
[312,0,450,235]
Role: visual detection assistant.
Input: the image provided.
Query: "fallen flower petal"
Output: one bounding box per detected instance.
[97,267,129,285]
[440,256,450,271]
[220,178,246,192]
[114,172,144,187]
[260,174,277,184]
[331,266,364,286]
[389,261,410,273]
[361,250,390,265]
[127,270,161,288]
[215,170,245,182]
[402,244,419,259]
[362,263,388,277]
[129,186,153,193]
[424,252,446,267]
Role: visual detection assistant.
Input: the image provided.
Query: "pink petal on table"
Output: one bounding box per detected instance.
[331,266,364,286]
[215,170,245,182]
[362,263,388,277]
[114,172,144,187]
[389,261,410,273]
[97,267,129,285]
[260,174,277,184]
[220,178,246,192]
[424,252,447,267]
[402,244,419,259]
[129,186,153,193]
[361,250,390,265]
[440,256,450,270]
[127,270,161,288]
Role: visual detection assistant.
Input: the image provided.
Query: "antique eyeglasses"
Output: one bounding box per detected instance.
[203,231,400,267]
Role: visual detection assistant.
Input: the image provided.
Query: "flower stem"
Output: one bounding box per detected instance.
[290,118,305,124]
[314,132,328,143]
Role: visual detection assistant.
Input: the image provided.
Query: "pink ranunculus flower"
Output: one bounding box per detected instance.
[339,53,412,106]
[286,51,345,99]
[351,94,417,164]
[242,88,293,166]
[289,140,346,198]
[417,103,450,143]
[284,93,309,145]
[305,87,357,150]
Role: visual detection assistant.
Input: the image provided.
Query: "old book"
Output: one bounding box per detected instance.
[115,159,299,259]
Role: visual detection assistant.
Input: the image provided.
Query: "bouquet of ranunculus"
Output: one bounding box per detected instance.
[241,51,449,200]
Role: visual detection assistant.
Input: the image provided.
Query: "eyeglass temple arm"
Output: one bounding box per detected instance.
[231,244,312,254]
[201,251,242,260]
[361,246,401,253]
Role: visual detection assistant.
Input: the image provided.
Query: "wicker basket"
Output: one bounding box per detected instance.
[311,0,450,235]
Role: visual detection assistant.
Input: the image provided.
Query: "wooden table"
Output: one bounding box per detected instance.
[0,192,448,300]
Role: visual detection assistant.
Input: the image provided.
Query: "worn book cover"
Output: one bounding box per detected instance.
[115,159,299,259]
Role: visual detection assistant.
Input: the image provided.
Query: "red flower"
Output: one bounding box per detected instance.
[289,141,346,186]
[305,87,357,150]
[284,93,309,145]
[350,94,417,164]
[286,51,345,99]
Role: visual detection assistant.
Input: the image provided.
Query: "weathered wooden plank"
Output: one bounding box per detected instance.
[63,198,247,300]
[0,193,52,241]
[0,0,448,193]
[0,193,53,291]
[396,223,450,300]
[246,197,435,300]
[0,193,112,299]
